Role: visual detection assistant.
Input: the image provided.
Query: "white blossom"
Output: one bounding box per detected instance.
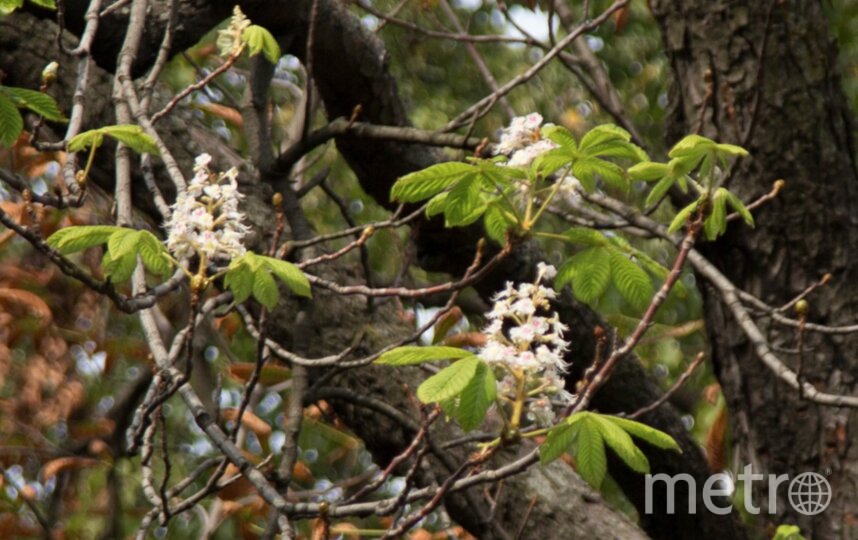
[217,6,251,57]
[164,154,249,263]
[494,113,558,168]
[477,264,572,426]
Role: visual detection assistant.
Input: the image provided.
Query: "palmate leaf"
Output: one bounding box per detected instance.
[48,226,172,281]
[416,356,481,404]
[376,346,474,366]
[101,249,137,283]
[541,124,577,150]
[563,227,608,247]
[0,92,23,148]
[242,25,281,63]
[628,161,670,182]
[725,190,755,227]
[603,415,681,451]
[252,268,279,309]
[0,0,24,16]
[443,177,486,226]
[557,247,611,304]
[591,414,650,474]
[46,225,122,254]
[704,188,729,240]
[644,174,678,208]
[579,124,632,151]
[575,416,607,489]
[224,263,254,304]
[483,205,517,244]
[541,412,677,487]
[451,362,496,431]
[610,249,654,311]
[532,147,576,177]
[261,255,311,298]
[540,422,578,465]
[107,229,142,260]
[2,86,66,122]
[390,162,476,203]
[68,124,159,155]
[668,198,702,234]
[573,157,627,192]
[226,252,312,308]
[137,231,172,276]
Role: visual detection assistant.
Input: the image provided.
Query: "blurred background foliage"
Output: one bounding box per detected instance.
[2,0,858,538]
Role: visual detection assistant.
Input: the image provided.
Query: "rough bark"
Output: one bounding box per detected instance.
[651,1,858,537]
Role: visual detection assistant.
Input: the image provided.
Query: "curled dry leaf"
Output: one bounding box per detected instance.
[40,456,100,481]
[221,407,272,438]
[0,287,53,327]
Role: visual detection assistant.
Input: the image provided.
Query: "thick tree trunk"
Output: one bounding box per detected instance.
[652,1,858,537]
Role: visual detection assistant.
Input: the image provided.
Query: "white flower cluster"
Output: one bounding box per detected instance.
[494,113,558,168]
[164,154,249,263]
[217,6,251,57]
[478,262,573,425]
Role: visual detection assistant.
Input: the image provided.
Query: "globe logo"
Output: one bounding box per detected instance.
[788,472,831,516]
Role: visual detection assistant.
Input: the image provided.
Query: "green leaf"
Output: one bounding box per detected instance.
[376,346,474,366]
[591,414,650,474]
[443,176,485,226]
[252,266,279,309]
[532,147,576,177]
[453,362,496,431]
[772,525,805,540]
[579,124,631,151]
[563,227,607,247]
[68,125,159,155]
[2,86,66,122]
[0,92,23,148]
[107,229,142,260]
[627,161,670,182]
[391,162,476,203]
[0,0,24,16]
[573,157,627,192]
[67,130,103,153]
[259,255,312,298]
[644,174,677,208]
[668,134,715,160]
[576,416,607,489]
[540,422,578,465]
[101,250,137,283]
[704,188,729,240]
[558,248,611,304]
[667,199,701,234]
[46,225,122,254]
[483,205,515,244]
[610,250,654,311]
[584,141,648,163]
[224,262,255,304]
[138,231,172,276]
[416,356,481,404]
[27,0,55,8]
[242,25,281,64]
[477,159,527,184]
[100,125,159,154]
[603,415,681,451]
[714,143,749,157]
[725,190,755,227]
[541,124,577,151]
[633,249,688,299]
[425,192,448,217]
